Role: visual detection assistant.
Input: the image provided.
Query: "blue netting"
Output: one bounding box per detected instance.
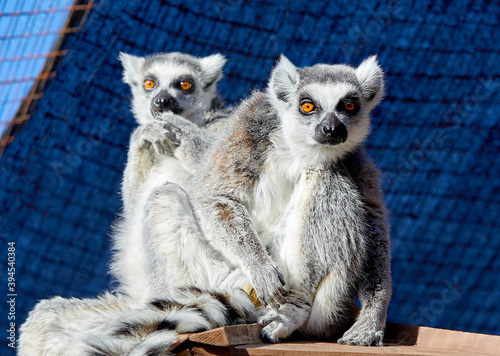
[0,0,499,346]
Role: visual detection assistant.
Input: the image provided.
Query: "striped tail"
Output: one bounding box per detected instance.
[18,291,138,356]
[84,287,260,355]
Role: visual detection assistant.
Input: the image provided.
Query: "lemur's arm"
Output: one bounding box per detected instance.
[190,104,287,308]
[122,122,177,214]
[122,112,222,212]
[194,193,286,309]
[338,148,391,346]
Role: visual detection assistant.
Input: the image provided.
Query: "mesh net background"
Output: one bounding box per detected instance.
[0,0,499,339]
[0,0,94,154]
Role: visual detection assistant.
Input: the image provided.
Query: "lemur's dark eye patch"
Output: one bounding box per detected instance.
[337,97,360,115]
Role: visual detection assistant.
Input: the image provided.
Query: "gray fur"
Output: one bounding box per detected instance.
[185,54,391,344]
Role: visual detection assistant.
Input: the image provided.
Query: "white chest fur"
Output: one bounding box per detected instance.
[278,168,321,285]
[248,134,315,249]
[248,135,324,286]
[146,156,192,190]
[249,155,294,247]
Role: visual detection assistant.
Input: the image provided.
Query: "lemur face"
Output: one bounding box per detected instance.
[119,52,227,126]
[269,55,384,160]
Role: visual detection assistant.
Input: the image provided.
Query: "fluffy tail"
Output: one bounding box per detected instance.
[18,291,138,356]
[19,287,259,356]
[86,286,259,355]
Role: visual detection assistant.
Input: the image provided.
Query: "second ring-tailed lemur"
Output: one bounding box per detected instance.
[83,55,392,354]
[18,52,241,355]
[115,52,232,301]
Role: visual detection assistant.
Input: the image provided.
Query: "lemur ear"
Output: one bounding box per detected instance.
[270,55,299,102]
[118,52,145,87]
[356,55,385,105]
[199,53,227,89]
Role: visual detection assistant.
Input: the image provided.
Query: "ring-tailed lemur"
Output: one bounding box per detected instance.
[115,51,232,301]
[18,52,241,356]
[189,55,392,346]
[81,55,392,354]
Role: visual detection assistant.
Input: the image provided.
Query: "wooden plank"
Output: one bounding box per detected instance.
[176,323,500,355]
[176,349,193,356]
[172,324,262,353]
[190,343,481,356]
[385,323,500,355]
[414,326,500,355]
[188,323,262,347]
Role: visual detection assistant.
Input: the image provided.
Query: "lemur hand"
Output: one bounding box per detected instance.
[132,121,177,156]
[248,259,286,309]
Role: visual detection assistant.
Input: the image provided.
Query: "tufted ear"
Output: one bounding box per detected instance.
[199,53,227,89]
[269,54,299,102]
[118,52,145,87]
[356,55,385,105]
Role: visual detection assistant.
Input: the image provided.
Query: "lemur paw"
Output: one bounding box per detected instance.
[133,121,179,156]
[154,113,188,146]
[258,308,279,327]
[258,309,294,342]
[338,328,384,346]
[249,262,286,309]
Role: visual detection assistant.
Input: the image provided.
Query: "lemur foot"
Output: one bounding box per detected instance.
[338,323,384,346]
[258,309,294,343]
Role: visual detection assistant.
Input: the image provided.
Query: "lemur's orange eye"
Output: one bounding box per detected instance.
[344,101,356,111]
[144,80,155,89]
[180,81,192,91]
[301,102,315,113]
[337,98,359,115]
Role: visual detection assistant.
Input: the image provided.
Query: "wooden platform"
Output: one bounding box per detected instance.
[173,323,500,356]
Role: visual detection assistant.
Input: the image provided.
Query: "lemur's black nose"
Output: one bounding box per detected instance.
[322,125,334,136]
[152,92,174,110]
[150,90,183,116]
[330,122,348,143]
[315,116,348,145]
